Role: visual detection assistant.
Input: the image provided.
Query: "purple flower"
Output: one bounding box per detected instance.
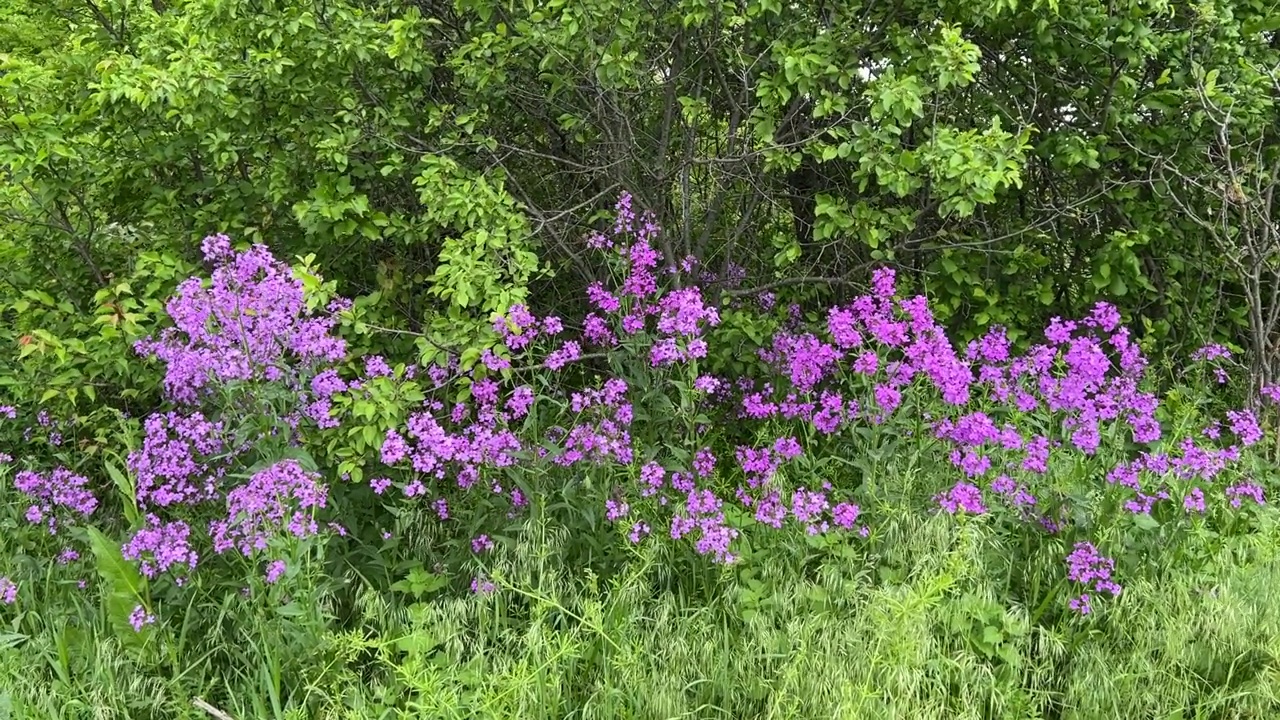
[873,384,902,415]
[791,488,831,533]
[481,349,512,372]
[123,516,198,579]
[209,460,329,556]
[605,499,629,521]
[655,287,719,336]
[128,411,231,508]
[200,233,233,262]
[311,370,348,398]
[693,375,721,393]
[546,341,582,370]
[1069,594,1092,615]
[812,392,848,434]
[693,448,717,478]
[471,534,494,553]
[264,560,287,584]
[1191,343,1232,362]
[936,482,987,514]
[1226,482,1265,508]
[852,351,879,375]
[1044,317,1076,344]
[1226,410,1263,447]
[381,429,410,465]
[129,605,156,632]
[0,578,16,605]
[1065,542,1121,610]
[1184,487,1206,513]
[506,386,534,418]
[871,267,896,298]
[832,502,861,529]
[772,436,803,460]
[364,355,393,378]
[629,521,651,543]
[13,467,98,533]
[135,243,347,404]
[586,283,621,313]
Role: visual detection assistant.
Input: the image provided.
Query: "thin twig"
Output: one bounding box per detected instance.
[193,698,237,720]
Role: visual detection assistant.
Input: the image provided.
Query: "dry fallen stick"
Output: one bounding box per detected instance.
[193,697,237,720]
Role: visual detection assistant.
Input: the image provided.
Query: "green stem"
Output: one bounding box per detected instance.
[1030,576,1067,626]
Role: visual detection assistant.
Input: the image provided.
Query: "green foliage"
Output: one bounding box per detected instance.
[5,506,1280,718]
[3,0,1278,359]
[4,0,1280,717]
[84,526,150,643]
[0,0,541,361]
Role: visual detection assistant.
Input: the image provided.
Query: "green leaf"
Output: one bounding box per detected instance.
[1132,513,1160,531]
[1243,16,1280,34]
[395,631,440,655]
[981,625,1002,646]
[104,460,140,528]
[85,526,148,640]
[275,602,305,618]
[0,632,28,650]
[86,527,145,597]
[1109,275,1128,297]
[275,447,320,474]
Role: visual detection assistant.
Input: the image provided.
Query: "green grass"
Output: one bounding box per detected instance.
[3,507,1280,720]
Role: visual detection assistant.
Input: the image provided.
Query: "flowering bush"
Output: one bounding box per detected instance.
[333,192,1277,619]
[0,193,1276,660]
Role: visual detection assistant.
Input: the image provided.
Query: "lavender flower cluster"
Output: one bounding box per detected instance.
[122,515,199,582]
[366,193,1276,616]
[105,239,358,592]
[210,460,328,556]
[134,238,347,403]
[13,467,98,533]
[4,195,1277,627]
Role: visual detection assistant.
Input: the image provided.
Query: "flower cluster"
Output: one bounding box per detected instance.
[209,460,329,557]
[17,194,1271,631]
[379,386,525,497]
[1191,343,1233,384]
[735,437,804,488]
[135,239,347,404]
[13,467,98,533]
[364,194,1276,611]
[1065,542,1122,614]
[936,481,987,515]
[648,286,719,366]
[122,515,199,581]
[127,411,231,508]
[1226,481,1265,508]
[670,488,739,563]
[129,605,156,632]
[264,559,287,584]
[552,380,634,467]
